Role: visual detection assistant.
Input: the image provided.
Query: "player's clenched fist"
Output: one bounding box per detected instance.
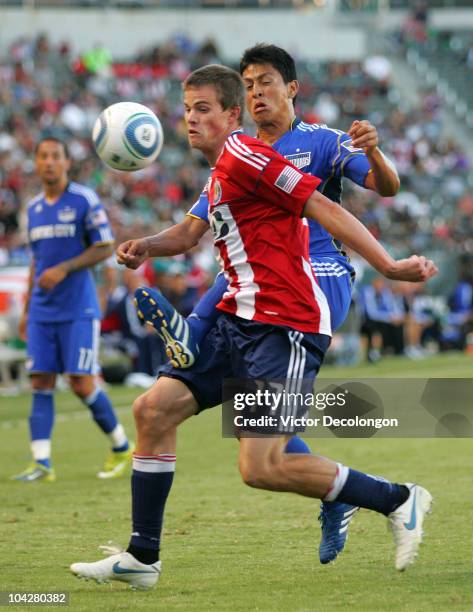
[387,255,438,282]
[348,120,379,154]
[116,238,150,269]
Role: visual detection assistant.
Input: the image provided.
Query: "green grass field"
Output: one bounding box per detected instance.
[1,353,473,611]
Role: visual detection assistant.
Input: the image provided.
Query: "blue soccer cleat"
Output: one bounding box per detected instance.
[318,502,359,564]
[134,286,199,368]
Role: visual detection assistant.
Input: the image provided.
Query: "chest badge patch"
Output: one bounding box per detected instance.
[58,206,77,223]
[213,179,222,205]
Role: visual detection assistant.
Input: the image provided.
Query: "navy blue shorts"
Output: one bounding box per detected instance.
[159,313,331,416]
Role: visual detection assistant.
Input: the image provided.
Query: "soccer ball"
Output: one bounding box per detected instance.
[92,102,164,171]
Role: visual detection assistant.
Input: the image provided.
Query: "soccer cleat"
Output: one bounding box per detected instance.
[70,549,161,590]
[11,463,56,483]
[318,502,359,564]
[97,444,134,480]
[388,483,433,571]
[134,286,199,368]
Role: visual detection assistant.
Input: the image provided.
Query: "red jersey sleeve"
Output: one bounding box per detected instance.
[223,133,321,217]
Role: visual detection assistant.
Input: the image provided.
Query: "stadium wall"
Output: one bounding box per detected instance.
[0,8,366,60]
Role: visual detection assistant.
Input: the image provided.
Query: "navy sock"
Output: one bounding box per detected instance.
[187,272,227,344]
[336,469,409,516]
[127,454,176,564]
[83,388,118,434]
[285,436,311,454]
[29,390,55,468]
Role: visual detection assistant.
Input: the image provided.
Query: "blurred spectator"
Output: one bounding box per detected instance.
[359,277,406,362]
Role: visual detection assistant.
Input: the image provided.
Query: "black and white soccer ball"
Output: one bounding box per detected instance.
[92,102,163,171]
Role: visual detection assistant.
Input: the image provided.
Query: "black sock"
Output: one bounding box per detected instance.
[336,469,410,516]
[127,455,176,564]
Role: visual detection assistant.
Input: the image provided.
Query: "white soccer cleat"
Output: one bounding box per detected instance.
[388,483,432,571]
[70,550,161,590]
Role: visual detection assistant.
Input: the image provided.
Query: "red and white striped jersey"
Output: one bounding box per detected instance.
[208,131,331,335]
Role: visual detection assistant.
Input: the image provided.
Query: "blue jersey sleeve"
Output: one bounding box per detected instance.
[327,130,371,187]
[187,190,210,223]
[84,199,114,245]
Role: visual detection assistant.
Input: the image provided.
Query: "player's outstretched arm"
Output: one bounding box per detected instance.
[303,191,437,283]
[348,120,400,196]
[37,243,114,291]
[116,215,209,269]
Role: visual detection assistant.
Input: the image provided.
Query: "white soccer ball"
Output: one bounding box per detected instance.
[92,102,164,171]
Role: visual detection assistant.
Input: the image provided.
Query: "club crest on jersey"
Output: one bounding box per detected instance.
[213,179,222,205]
[58,207,77,223]
[284,151,311,169]
[34,204,43,214]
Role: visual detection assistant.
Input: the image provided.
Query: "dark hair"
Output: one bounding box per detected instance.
[35,136,70,159]
[239,43,298,84]
[183,64,245,124]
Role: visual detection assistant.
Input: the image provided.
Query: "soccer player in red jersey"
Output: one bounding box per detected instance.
[71,65,436,589]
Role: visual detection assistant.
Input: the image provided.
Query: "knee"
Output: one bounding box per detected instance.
[132,392,171,437]
[31,374,55,392]
[238,457,269,489]
[69,377,94,399]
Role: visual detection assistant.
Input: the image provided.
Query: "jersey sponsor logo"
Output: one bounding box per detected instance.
[341,139,363,154]
[274,166,303,194]
[209,209,229,242]
[213,179,222,205]
[284,151,312,169]
[58,206,77,223]
[30,224,76,241]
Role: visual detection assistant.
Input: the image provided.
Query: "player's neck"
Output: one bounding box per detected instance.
[42,178,68,203]
[256,113,295,145]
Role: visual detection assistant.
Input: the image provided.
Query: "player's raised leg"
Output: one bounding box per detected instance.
[238,437,431,570]
[70,376,198,589]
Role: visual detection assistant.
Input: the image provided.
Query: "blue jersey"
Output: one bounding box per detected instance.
[187,119,371,259]
[27,182,114,323]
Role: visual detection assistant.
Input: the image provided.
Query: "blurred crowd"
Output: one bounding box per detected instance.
[0,32,472,375]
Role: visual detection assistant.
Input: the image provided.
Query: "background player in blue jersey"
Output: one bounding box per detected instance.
[12,137,132,482]
[117,45,405,563]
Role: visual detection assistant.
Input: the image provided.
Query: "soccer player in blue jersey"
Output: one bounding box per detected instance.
[117,45,402,563]
[12,137,133,482]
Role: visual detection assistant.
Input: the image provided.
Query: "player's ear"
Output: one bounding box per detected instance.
[288,80,299,101]
[229,105,242,125]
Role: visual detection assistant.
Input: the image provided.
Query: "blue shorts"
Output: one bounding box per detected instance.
[26,319,101,375]
[311,256,354,332]
[160,313,331,418]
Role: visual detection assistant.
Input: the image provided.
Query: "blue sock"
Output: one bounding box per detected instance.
[29,390,55,468]
[336,468,409,516]
[127,454,176,564]
[285,436,311,454]
[83,388,118,434]
[187,272,228,344]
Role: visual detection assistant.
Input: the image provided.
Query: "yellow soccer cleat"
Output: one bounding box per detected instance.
[11,463,56,483]
[97,444,134,480]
